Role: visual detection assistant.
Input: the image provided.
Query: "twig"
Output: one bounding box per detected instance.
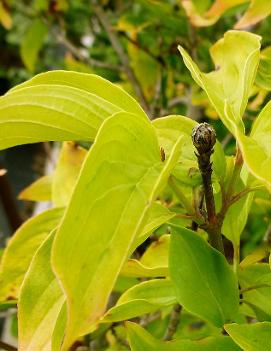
[54,29,122,72]
[192,123,224,253]
[92,1,151,117]
[0,341,17,351]
[163,304,182,341]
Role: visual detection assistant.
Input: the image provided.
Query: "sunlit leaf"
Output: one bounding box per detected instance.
[18,174,53,202]
[52,111,183,349]
[225,322,271,350]
[18,232,65,351]
[103,279,176,323]
[127,322,241,351]
[255,47,271,90]
[52,141,87,207]
[169,226,239,327]
[178,31,261,135]
[0,207,63,301]
[0,70,146,150]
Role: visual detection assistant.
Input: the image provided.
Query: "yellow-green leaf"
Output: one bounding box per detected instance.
[18,174,53,202]
[52,141,87,207]
[0,70,146,150]
[102,279,176,323]
[52,111,183,349]
[225,322,271,351]
[178,31,261,135]
[0,207,63,301]
[18,232,65,351]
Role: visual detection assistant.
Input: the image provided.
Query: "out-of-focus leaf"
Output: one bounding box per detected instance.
[235,0,271,29]
[0,2,12,29]
[52,111,183,349]
[179,31,261,135]
[18,174,53,202]
[239,264,271,318]
[20,19,48,72]
[169,226,239,327]
[0,71,146,150]
[0,207,63,301]
[52,141,87,207]
[225,322,271,351]
[240,247,270,268]
[181,0,248,27]
[127,322,241,351]
[18,233,65,351]
[102,279,176,323]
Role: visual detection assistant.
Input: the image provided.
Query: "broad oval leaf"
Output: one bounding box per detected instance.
[52,111,183,349]
[103,279,176,323]
[0,70,146,150]
[169,226,239,327]
[18,232,65,351]
[0,207,64,301]
[127,322,241,351]
[225,322,271,351]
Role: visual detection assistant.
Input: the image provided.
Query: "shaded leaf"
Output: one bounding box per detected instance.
[20,19,48,72]
[103,279,176,323]
[169,226,239,327]
[127,322,241,351]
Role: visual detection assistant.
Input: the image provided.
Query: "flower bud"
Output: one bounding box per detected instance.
[192,123,216,154]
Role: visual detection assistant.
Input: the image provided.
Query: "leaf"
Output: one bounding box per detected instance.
[0,70,146,150]
[240,247,270,269]
[225,322,271,351]
[140,234,170,268]
[132,203,175,249]
[178,31,261,135]
[52,111,183,349]
[255,47,271,90]
[18,232,65,351]
[127,322,241,351]
[102,279,176,323]
[235,0,271,29]
[222,180,254,246]
[169,226,239,327]
[52,141,87,206]
[239,264,271,318]
[20,19,48,72]
[181,0,248,27]
[0,207,63,301]
[18,174,53,202]
[121,259,168,278]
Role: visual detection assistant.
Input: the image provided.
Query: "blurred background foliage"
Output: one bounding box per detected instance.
[0,0,271,348]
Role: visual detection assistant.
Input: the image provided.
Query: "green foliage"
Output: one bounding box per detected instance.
[0,2,271,349]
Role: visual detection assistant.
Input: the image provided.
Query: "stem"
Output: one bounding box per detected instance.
[0,341,17,351]
[168,176,194,215]
[233,244,240,274]
[92,1,151,117]
[163,304,182,341]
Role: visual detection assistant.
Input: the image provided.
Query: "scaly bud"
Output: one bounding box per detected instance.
[192,123,216,155]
